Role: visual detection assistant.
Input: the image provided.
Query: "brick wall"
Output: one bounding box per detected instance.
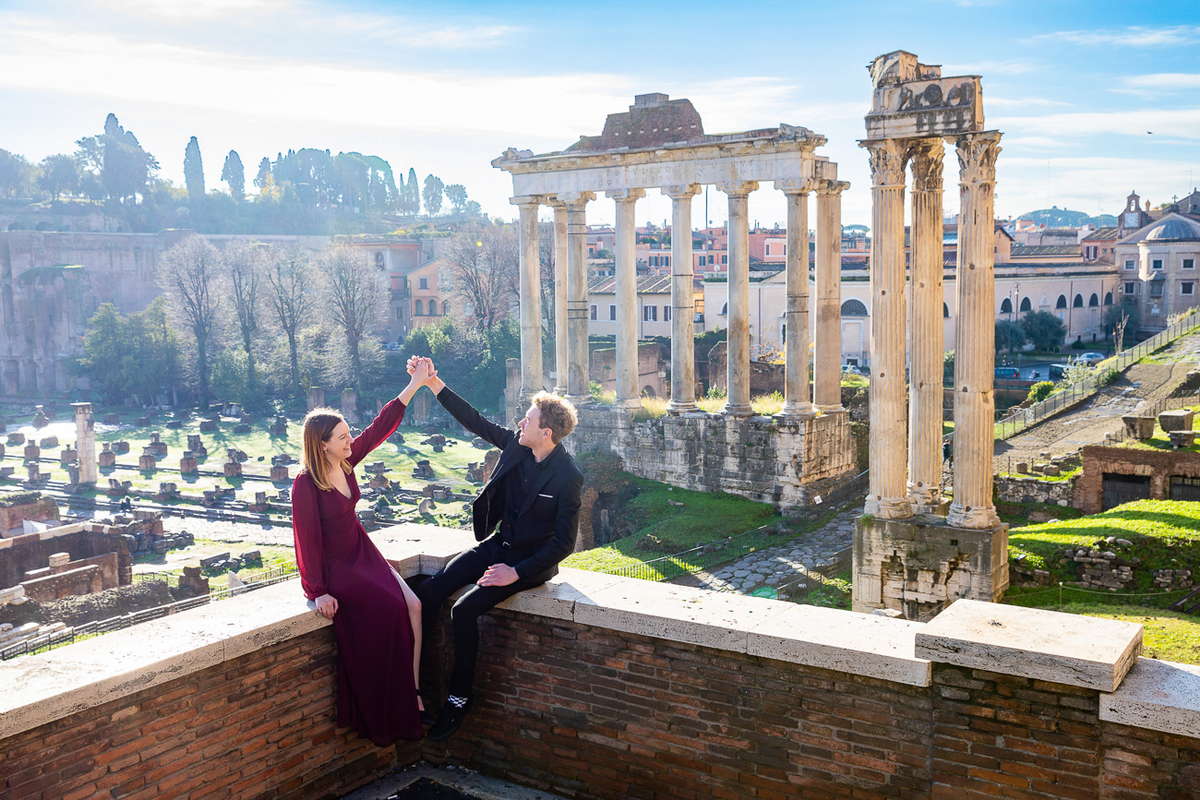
[1076,445,1200,514]
[1,625,415,800]
[0,528,131,589]
[429,609,934,799]
[0,498,60,535]
[1099,721,1200,798]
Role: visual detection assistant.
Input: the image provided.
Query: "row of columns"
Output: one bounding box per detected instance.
[512,181,848,419]
[861,131,1002,529]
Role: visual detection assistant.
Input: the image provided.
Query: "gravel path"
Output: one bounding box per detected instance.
[685,508,857,596]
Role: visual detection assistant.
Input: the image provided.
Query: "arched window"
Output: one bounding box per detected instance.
[1073,294,1084,308]
[1020,297,1032,312]
[1056,295,1068,309]
[943,302,950,318]
[1104,292,1114,306]
[1088,293,1099,307]
[1000,298,1013,314]
[841,299,868,317]
[442,300,450,316]
[374,251,385,269]
[414,299,424,315]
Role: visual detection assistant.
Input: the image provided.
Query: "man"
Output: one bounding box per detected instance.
[407,356,584,741]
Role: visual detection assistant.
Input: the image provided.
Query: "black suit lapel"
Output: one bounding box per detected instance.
[517,447,562,517]
[482,443,526,495]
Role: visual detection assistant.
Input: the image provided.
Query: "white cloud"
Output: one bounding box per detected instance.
[992,108,1200,140]
[996,155,1199,217]
[91,0,292,20]
[1030,25,1200,47]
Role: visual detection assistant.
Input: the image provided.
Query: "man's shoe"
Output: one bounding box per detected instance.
[427,696,472,741]
[419,695,436,727]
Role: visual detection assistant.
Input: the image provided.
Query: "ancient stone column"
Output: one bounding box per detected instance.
[550,200,569,394]
[72,402,97,485]
[779,181,815,417]
[561,192,595,403]
[513,195,544,400]
[861,140,912,519]
[610,189,645,410]
[815,180,848,413]
[665,185,700,413]
[907,139,946,512]
[948,131,1003,530]
[719,181,758,416]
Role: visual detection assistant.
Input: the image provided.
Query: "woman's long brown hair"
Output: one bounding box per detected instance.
[302,407,351,491]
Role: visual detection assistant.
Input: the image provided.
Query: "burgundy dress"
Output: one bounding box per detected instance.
[291,397,422,745]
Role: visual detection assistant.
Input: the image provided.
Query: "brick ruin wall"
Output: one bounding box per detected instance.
[568,404,857,507]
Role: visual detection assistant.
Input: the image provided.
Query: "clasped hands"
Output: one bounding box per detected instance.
[405,355,516,588]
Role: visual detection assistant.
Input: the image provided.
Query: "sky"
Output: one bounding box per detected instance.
[1,0,1198,229]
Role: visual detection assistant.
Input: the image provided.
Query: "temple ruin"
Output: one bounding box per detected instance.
[493,93,856,504]
[853,51,1007,620]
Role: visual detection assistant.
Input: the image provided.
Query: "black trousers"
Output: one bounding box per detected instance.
[417,537,547,697]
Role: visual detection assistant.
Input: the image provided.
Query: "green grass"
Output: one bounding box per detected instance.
[1006,499,1200,590]
[562,475,788,578]
[1000,598,1200,664]
[998,465,1082,483]
[1122,405,1200,454]
[996,500,1084,528]
[841,374,869,389]
[787,567,852,609]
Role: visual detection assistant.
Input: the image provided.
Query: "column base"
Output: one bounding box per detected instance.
[947,502,1001,530]
[722,403,754,417]
[907,486,946,516]
[666,400,699,414]
[778,402,816,419]
[615,398,641,412]
[853,513,1009,621]
[816,403,845,414]
[863,494,913,519]
[565,394,591,407]
[552,385,567,396]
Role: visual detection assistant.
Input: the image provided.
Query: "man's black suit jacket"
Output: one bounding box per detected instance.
[435,386,584,581]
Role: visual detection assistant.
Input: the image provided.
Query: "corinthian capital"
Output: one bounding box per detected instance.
[954,131,1002,188]
[860,139,906,188]
[908,139,944,193]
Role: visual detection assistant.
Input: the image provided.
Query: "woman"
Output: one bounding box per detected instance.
[291,362,432,745]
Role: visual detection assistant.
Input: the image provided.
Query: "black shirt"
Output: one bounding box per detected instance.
[500,446,558,539]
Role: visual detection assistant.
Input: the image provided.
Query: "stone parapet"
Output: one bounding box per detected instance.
[1,523,1198,800]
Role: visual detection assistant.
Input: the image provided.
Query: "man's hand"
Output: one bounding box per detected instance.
[314,593,338,619]
[477,563,518,587]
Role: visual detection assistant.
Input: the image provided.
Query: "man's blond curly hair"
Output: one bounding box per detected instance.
[531,391,578,444]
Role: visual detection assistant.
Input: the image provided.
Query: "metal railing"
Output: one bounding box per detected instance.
[0,564,299,661]
[993,310,1200,441]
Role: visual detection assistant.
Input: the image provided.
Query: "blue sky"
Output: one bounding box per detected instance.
[1,0,1197,228]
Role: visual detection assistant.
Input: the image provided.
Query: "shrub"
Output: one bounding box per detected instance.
[1026,381,1055,404]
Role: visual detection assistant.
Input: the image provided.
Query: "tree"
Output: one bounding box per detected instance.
[100,114,157,203]
[1020,310,1067,352]
[254,156,271,190]
[223,240,263,401]
[423,174,444,215]
[262,246,313,395]
[38,154,80,200]
[221,150,245,201]
[319,246,386,393]
[184,136,205,200]
[159,235,223,404]
[0,149,35,198]
[994,320,1026,354]
[405,167,420,215]
[445,183,468,213]
[79,299,180,405]
[442,224,519,330]
[1104,303,1139,348]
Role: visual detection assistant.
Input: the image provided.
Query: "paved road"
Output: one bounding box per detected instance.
[994,333,1200,470]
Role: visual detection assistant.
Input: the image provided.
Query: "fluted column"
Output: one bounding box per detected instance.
[948,131,1003,530]
[609,188,645,410]
[561,192,594,403]
[513,195,544,399]
[665,184,700,413]
[778,181,815,417]
[861,140,912,519]
[719,181,758,416]
[550,200,569,394]
[814,181,848,412]
[907,139,946,512]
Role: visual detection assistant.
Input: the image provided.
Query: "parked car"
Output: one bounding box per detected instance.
[1078,352,1106,367]
[994,367,1021,381]
[1048,363,1069,381]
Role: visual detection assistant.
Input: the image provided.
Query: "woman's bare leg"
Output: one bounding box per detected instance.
[393,568,424,711]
